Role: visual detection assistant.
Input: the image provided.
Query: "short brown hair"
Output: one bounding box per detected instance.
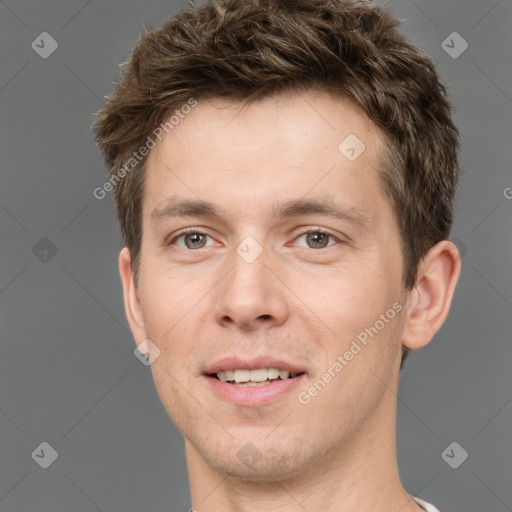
[93,0,460,365]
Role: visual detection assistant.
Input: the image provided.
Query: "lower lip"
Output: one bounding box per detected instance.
[203,374,306,407]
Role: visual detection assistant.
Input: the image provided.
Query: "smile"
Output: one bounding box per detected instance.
[213,367,302,386]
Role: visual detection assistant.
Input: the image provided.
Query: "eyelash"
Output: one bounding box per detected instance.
[167,227,341,249]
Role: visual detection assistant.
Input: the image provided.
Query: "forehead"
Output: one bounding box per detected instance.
[143,91,389,222]
[150,91,381,161]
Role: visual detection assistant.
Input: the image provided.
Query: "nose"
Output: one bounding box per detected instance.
[213,243,289,332]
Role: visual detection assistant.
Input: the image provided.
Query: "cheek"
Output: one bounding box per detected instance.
[307,266,389,332]
[141,258,201,312]
[138,272,202,364]
[301,265,404,382]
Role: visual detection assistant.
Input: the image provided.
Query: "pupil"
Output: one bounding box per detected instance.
[307,232,327,248]
[186,233,206,249]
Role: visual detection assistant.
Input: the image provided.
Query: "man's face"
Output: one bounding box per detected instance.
[131,91,409,480]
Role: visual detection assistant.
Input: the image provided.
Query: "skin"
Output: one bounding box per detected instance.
[119,90,461,512]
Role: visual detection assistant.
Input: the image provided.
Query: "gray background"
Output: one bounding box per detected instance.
[0,0,511,511]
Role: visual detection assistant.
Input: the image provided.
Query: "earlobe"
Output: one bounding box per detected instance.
[402,240,461,351]
[119,247,147,342]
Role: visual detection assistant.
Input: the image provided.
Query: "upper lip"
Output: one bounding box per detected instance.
[203,356,307,375]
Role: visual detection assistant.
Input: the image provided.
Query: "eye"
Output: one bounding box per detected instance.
[170,231,216,250]
[294,230,339,249]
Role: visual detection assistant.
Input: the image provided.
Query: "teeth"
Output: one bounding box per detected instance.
[236,381,270,387]
[279,370,290,380]
[215,367,300,383]
[267,367,280,379]
[234,369,251,383]
[250,369,267,382]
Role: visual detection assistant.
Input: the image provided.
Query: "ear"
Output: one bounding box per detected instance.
[402,240,461,350]
[119,247,147,344]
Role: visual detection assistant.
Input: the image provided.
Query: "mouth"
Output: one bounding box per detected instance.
[202,357,307,406]
[209,367,305,386]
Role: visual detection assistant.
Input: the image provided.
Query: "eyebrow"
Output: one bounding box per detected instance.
[150,195,370,229]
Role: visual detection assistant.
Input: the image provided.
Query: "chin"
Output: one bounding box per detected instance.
[198,436,319,483]
[212,454,307,483]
